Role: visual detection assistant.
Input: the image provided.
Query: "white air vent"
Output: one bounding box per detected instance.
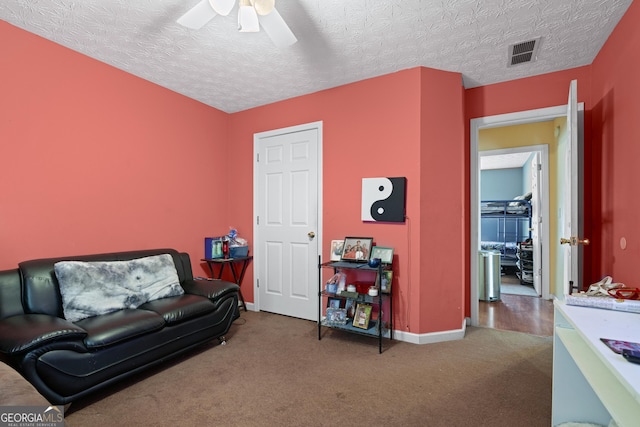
[507,37,541,67]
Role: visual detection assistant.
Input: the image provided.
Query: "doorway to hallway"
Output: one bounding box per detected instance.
[479,147,546,300]
[470,104,569,329]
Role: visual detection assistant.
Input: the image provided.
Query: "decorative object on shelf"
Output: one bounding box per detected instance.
[204,236,224,259]
[353,304,372,329]
[227,227,249,258]
[371,246,394,265]
[327,297,341,309]
[324,308,347,326]
[340,290,358,299]
[340,236,373,262]
[325,272,346,294]
[380,270,393,293]
[222,238,230,258]
[346,284,357,293]
[325,282,337,294]
[361,177,407,223]
[344,298,357,318]
[368,257,381,268]
[329,240,344,261]
[368,286,378,296]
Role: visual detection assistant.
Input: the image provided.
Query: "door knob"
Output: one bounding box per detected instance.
[560,237,590,246]
[308,231,315,239]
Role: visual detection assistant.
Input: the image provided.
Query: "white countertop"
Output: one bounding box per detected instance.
[555,300,640,404]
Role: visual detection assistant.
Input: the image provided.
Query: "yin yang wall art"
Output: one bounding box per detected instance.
[361,177,406,222]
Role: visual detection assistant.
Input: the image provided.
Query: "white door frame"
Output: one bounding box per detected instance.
[479,145,549,297]
[252,121,323,314]
[470,106,564,326]
[530,150,544,296]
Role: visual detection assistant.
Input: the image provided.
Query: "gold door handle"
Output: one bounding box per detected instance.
[308,231,315,239]
[560,237,590,246]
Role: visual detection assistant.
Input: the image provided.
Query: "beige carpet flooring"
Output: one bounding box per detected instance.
[65,311,553,427]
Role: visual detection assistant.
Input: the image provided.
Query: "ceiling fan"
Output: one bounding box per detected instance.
[177,0,297,48]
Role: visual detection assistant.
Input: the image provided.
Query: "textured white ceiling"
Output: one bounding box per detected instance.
[1,0,632,113]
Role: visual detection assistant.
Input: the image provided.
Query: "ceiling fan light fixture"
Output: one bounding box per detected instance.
[238,0,259,32]
[208,0,235,16]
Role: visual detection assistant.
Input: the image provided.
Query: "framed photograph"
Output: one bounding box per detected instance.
[344,298,357,318]
[340,237,373,262]
[324,308,347,325]
[379,270,393,294]
[371,246,394,265]
[327,297,342,309]
[329,240,344,261]
[353,304,372,329]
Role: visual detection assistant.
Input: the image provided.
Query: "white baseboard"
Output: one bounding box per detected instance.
[242,306,467,345]
[392,319,466,345]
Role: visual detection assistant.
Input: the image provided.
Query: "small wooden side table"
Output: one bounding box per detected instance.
[202,256,253,312]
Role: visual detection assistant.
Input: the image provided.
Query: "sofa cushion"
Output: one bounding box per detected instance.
[0,314,87,355]
[54,254,184,322]
[139,294,215,325]
[75,309,165,349]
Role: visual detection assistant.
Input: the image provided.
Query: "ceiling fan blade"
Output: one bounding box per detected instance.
[253,0,275,16]
[258,8,297,48]
[177,0,218,30]
[210,0,235,16]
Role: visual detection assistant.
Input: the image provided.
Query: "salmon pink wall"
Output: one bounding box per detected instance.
[465,0,638,296]
[228,67,466,334]
[465,67,592,120]
[0,22,230,274]
[464,67,595,310]
[4,0,637,338]
[418,68,466,332]
[589,0,640,285]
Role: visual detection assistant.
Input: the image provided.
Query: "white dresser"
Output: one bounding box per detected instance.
[553,300,640,426]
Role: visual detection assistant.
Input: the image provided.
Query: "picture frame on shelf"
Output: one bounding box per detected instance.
[379,270,393,294]
[324,308,347,325]
[340,237,373,262]
[353,304,373,329]
[327,297,342,309]
[344,298,357,318]
[329,240,344,261]
[371,246,394,265]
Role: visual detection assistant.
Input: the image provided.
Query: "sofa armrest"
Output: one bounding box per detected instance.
[182,279,239,301]
[0,314,87,356]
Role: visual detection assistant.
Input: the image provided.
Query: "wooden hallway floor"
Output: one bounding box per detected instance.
[478,293,554,336]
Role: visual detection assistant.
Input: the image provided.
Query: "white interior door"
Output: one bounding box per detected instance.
[254,122,322,321]
[530,152,542,296]
[559,80,583,297]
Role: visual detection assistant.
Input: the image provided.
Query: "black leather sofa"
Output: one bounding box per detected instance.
[0,248,240,405]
